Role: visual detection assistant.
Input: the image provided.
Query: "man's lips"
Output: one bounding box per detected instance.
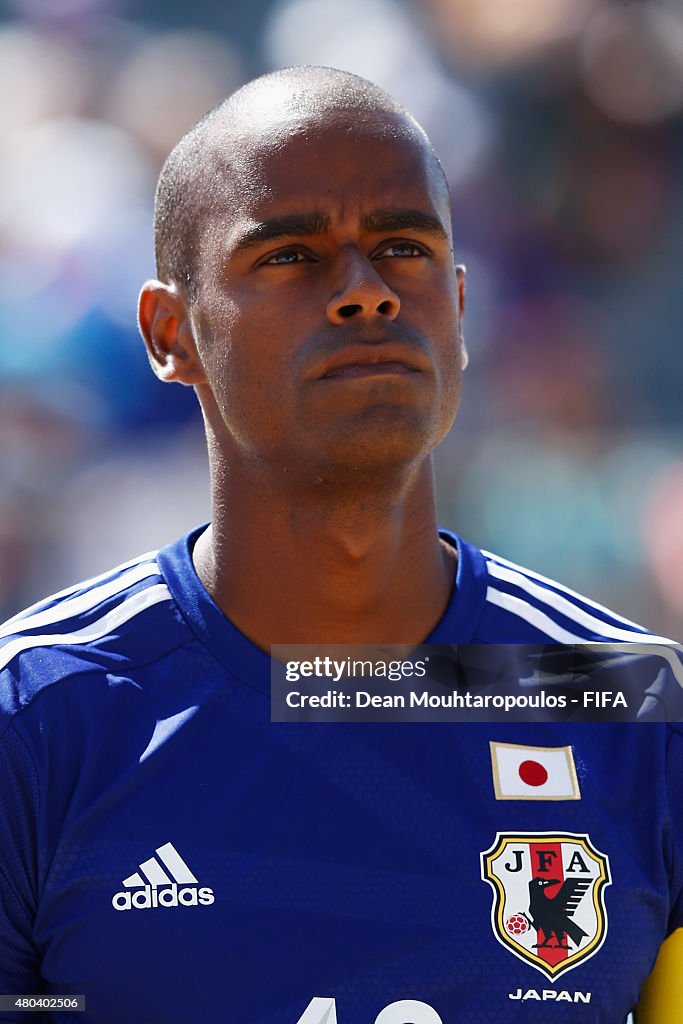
[323,361,415,379]
[315,344,429,380]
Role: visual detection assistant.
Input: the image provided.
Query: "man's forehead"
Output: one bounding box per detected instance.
[205,111,449,230]
[214,106,428,176]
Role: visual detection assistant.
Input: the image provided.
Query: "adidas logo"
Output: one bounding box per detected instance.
[111,842,215,911]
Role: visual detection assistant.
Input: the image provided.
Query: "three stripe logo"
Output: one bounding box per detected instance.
[121,841,198,887]
[112,842,214,912]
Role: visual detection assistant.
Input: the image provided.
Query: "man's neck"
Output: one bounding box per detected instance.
[193,454,456,650]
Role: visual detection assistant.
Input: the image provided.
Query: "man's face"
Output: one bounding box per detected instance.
[189,110,465,478]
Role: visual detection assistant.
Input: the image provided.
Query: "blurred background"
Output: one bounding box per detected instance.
[0,0,681,635]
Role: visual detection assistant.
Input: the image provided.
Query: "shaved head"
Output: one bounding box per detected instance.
[153,66,449,300]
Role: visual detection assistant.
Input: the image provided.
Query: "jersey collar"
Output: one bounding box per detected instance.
[158,524,489,691]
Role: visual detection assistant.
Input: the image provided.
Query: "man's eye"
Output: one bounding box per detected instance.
[377,242,425,258]
[264,249,307,265]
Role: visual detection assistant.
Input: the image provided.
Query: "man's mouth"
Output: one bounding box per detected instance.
[322,360,417,379]
[316,344,429,380]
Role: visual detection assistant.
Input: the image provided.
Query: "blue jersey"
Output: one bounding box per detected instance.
[1,525,682,1024]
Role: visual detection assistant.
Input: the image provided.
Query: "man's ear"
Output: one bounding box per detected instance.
[138,280,206,385]
[455,263,468,370]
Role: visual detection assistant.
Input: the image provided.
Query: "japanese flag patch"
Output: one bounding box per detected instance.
[490,741,580,801]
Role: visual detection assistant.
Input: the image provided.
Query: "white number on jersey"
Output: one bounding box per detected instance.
[295,997,443,1024]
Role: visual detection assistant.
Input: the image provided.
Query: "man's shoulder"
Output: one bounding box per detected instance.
[0,547,182,724]
[471,543,670,644]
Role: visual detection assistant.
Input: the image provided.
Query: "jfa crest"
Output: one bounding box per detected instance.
[481,832,611,980]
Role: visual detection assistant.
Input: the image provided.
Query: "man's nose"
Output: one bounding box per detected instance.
[326,250,401,324]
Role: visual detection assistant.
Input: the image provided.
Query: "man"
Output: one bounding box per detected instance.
[0,66,681,1023]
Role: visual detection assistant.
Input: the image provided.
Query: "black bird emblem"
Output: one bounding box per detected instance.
[526,876,591,949]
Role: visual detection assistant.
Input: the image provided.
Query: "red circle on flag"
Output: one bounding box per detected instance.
[519,759,548,787]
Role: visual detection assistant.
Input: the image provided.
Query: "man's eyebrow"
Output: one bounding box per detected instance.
[229,208,448,255]
[361,209,449,240]
[231,213,330,253]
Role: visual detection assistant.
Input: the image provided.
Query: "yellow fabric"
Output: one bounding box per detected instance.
[636,929,683,1022]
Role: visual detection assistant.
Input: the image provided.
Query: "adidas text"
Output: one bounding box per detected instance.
[112,883,215,911]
